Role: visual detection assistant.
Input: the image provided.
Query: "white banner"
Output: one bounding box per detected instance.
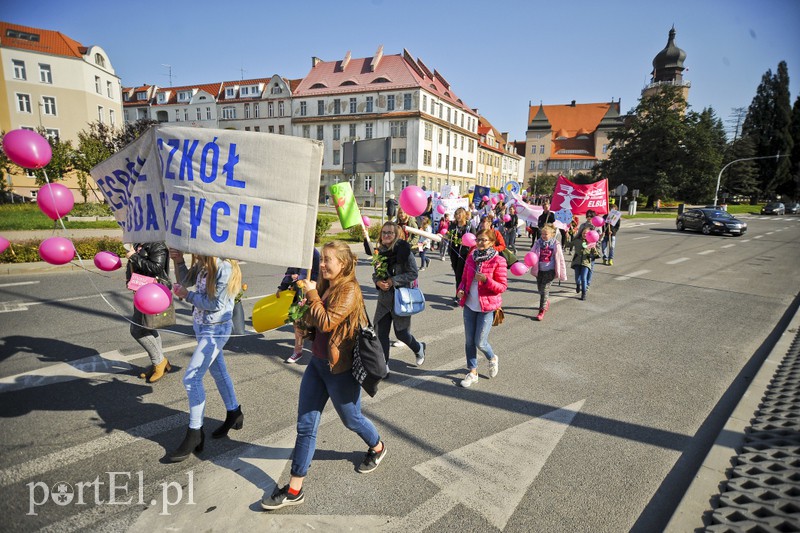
[90,126,323,268]
[432,197,470,222]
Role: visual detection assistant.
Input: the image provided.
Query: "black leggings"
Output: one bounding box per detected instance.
[376,313,421,363]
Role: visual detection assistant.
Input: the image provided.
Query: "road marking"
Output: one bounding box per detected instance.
[0,281,40,288]
[615,270,650,280]
[766,231,774,235]
[721,244,735,249]
[697,250,715,255]
[740,239,750,242]
[633,236,649,240]
[0,293,103,313]
[753,235,763,239]
[666,258,690,265]
[397,400,585,531]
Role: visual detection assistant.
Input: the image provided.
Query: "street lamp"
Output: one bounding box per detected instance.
[714,153,789,206]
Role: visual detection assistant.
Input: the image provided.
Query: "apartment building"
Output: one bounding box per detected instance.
[0,21,122,200]
[292,46,480,206]
[476,115,522,191]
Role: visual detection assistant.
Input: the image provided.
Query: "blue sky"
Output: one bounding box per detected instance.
[4,0,799,140]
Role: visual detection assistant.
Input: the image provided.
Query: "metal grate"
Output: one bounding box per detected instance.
[707,330,800,532]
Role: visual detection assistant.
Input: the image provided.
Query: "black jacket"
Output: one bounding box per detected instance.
[125,242,171,288]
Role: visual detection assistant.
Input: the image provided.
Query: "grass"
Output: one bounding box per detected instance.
[0,203,119,230]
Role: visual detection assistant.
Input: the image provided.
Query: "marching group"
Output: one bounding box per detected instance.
[122,194,620,511]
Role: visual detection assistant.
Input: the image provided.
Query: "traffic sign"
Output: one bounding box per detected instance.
[613,184,628,196]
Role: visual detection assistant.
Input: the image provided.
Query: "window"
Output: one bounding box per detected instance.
[317,100,325,115]
[268,126,275,133]
[271,84,281,94]
[95,53,105,67]
[447,108,451,122]
[422,94,427,113]
[401,175,409,189]
[184,109,189,121]
[454,111,458,125]
[300,101,307,116]
[254,126,260,132]
[175,109,181,122]
[206,107,212,119]
[539,145,545,154]
[241,86,249,96]
[467,161,473,173]
[333,99,341,114]
[387,95,395,111]
[349,176,356,189]
[424,123,432,141]
[316,125,324,140]
[179,91,191,102]
[460,136,464,150]
[365,122,373,139]
[98,106,104,122]
[423,150,431,166]
[279,125,285,135]
[42,96,56,115]
[95,76,101,93]
[13,59,26,80]
[404,93,411,110]
[245,127,251,131]
[333,149,341,165]
[438,104,443,119]
[531,145,536,154]
[399,149,406,164]
[438,128,443,144]
[268,102,274,117]
[333,124,341,140]
[109,110,115,126]
[45,128,59,140]
[437,154,442,168]
[364,175,372,192]
[39,64,51,84]
[602,144,608,154]
[225,87,235,98]
[16,93,31,113]
[468,139,474,153]
[107,81,113,97]
[279,101,285,116]
[459,158,463,172]
[461,114,464,128]
[222,107,236,119]
[253,102,260,117]
[349,97,356,113]
[302,125,310,138]
[366,96,373,112]
[389,121,406,138]
[349,124,356,138]
[244,103,250,118]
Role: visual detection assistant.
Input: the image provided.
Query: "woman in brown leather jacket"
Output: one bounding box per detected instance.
[261,240,387,511]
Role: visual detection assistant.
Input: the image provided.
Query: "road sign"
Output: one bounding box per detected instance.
[613,184,628,196]
[632,189,639,198]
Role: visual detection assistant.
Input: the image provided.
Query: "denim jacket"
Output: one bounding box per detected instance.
[175,258,235,324]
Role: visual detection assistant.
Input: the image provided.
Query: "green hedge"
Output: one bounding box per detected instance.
[1,237,126,264]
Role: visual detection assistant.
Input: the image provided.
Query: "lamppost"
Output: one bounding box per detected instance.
[714,153,789,206]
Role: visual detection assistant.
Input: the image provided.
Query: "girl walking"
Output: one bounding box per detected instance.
[448,207,471,303]
[571,226,601,301]
[168,253,243,462]
[456,229,507,388]
[262,241,386,510]
[418,217,432,271]
[529,224,567,320]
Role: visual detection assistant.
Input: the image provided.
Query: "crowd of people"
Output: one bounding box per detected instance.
[121,193,620,510]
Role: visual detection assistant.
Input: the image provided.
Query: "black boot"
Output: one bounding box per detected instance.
[212,405,244,439]
[169,427,204,462]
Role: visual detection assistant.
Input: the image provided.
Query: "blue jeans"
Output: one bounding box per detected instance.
[463,306,496,371]
[291,357,380,478]
[602,236,615,260]
[184,321,238,429]
[575,266,591,293]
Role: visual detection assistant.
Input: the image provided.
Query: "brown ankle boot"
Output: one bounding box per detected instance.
[148,358,171,383]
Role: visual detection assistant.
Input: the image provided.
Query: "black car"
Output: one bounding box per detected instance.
[761,202,785,215]
[676,208,747,236]
[785,202,800,214]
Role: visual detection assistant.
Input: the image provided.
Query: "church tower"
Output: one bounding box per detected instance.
[642,26,690,102]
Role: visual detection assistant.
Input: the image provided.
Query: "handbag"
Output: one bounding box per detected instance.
[393,282,425,316]
[492,307,505,326]
[351,307,388,397]
[500,248,518,267]
[127,272,157,291]
[142,301,176,329]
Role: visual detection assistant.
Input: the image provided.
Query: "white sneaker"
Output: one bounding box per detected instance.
[488,357,499,378]
[415,342,426,366]
[286,352,303,364]
[391,340,403,348]
[460,372,479,388]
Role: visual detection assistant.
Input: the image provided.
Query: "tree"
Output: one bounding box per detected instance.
[75,122,117,202]
[723,135,760,199]
[742,61,794,198]
[789,95,800,199]
[31,129,74,187]
[0,131,13,201]
[676,107,727,202]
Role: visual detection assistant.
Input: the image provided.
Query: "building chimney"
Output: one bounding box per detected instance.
[570,100,576,106]
[312,56,321,68]
[341,51,351,72]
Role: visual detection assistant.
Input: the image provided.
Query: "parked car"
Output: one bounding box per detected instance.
[784,202,800,214]
[761,202,785,215]
[676,208,747,236]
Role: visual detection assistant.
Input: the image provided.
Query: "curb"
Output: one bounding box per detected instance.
[664,304,800,531]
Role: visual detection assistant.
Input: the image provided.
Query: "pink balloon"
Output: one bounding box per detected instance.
[362,215,371,227]
[482,195,489,202]
[93,251,121,271]
[510,262,529,276]
[503,214,511,222]
[154,282,173,301]
[0,236,8,254]
[462,232,476,247]
[38,237,75,265]
[591,216,605,227]
[37,183,74,220]
[134,283,171,314]
[490,197,498,205]
[499,194,505,201]
[399,186,427,217]
[438,228,447,235]
[524,252,539,268]
[3,129,52,169]
[436,204,446,214]
[585,230,600,244]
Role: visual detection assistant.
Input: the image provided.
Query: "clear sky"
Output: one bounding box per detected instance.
[4,0,799,140]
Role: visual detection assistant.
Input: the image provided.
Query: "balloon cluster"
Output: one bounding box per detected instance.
[1,129,122,273]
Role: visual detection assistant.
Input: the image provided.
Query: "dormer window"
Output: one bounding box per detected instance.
[178,91,191,102]
[371,77,391,84]
[225,87,236,98]
[123,93,130,102]
[94,53,105,68]
[157,93,167,103]
[310,83,327,89]
[241,87,249,96]
[271,84,282,94]
[136,92,147,101]
[249,85,260,96]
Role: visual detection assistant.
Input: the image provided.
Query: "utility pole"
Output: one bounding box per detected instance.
[714,153,790,206]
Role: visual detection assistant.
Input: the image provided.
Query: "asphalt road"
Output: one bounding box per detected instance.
[0,215,798,532]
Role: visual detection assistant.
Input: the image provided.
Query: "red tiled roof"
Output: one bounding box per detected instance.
[0,21,85,59]
[294,49,475,116]
[528,102,612,137]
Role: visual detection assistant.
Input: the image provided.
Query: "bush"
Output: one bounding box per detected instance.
[71,202,113,217]
[0,237,125,264]
[315,216,333,243]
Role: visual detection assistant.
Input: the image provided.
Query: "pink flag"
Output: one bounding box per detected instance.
[550,175,608,215]
[509,193,544,224]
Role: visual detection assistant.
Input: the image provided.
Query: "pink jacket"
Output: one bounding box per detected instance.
[458,252,508,312]
[529,239,567,281]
